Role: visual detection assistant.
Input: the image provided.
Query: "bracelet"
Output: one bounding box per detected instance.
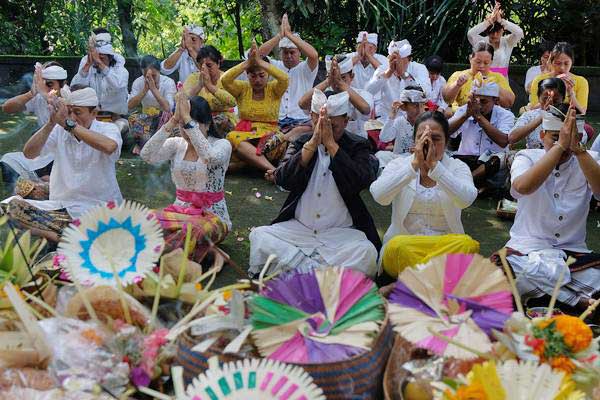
[554,142,566,152]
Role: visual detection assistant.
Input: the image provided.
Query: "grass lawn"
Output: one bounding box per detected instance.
[2,112,600,289]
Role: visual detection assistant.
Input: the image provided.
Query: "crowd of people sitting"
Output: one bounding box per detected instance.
[1,3,599,315]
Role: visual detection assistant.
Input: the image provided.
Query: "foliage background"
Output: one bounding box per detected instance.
[0,0,598,65]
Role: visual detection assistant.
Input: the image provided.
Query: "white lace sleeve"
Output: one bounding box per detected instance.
[185,126,232,164]
[139,125,179,164]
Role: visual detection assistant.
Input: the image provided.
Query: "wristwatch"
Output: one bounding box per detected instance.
[183,120,198,130]
[64,118,77,132]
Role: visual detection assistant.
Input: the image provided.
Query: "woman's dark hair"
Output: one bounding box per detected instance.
[471,41,494,59]
[247,56,270,74]
[537,77,566,100]
[484,21,504,35]
[189,96,220,138]
[197,45,223,65]
[93,27,110,35]
[550,42,574,63]
[424,55,443,74]
[413,111,450,143]
[537,39,555,58]
[139,55,161,73]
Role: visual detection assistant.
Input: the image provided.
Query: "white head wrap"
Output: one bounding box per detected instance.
[388,39,411,57]
[356,31,378,45]
[65,87,99,107]
[311,89,327,114]
[310,89,350,116]
[542,106,565,131]
[279,33,300,49]
[90,32,115,55]
[186,24,206,40]
[399,88,427,103]
[42,65,67,80]
[472,81,500,98]
[338,57,353,75]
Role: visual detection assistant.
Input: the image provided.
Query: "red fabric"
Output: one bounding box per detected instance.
[162,189,224,215]
[367,129,391,151]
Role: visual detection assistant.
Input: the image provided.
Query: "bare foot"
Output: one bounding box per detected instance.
[264,169,275,182]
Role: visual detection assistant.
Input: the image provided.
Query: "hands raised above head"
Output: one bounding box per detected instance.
[280,13,292,38]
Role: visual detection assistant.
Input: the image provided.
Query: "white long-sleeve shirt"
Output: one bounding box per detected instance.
[370,154,477,247]
[72,55,129,115]
[160,50,198,83]
[129,75,176,112]
[467,19,524,68]
[365,61,431,121]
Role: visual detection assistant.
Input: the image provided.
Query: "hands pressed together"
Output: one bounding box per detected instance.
[486,1,504,25]
[305,107,336,151]
[166,91,192,131]
[556,105,586,155]
[411,125,439,172]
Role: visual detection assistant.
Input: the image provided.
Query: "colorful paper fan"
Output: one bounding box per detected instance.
[185,358,325,400]
[389,253,513,359]
[58,201,164,286]
[250,266,385,364]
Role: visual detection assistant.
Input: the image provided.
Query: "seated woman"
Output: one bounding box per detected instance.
[442,41,514,111]
[140,94,232,265]
[370,111,479,279]
[509,77,566,150]
[221,42,289,176]
[501,107,600,311]
[467,1,523,77]
[183,45,237,138]
[128,55,176,154]
[375,86,427,169]
[529,42,589,116]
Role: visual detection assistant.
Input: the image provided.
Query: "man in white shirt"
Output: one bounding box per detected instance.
[249,91,380,277]
[348,31,388,115]
[448,81,514,191]
[259,14,318,135]
[2,86,123,243]
[297,57,372,140]
[502,107,600,310]
[1,62,67,189]
[71,29,129,135]
[365,39,431,122]
[160,24,205,83]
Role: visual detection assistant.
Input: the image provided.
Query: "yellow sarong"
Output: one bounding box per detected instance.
[382,234,480,277]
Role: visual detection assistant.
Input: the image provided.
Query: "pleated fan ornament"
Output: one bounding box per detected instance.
[250,266,385,364]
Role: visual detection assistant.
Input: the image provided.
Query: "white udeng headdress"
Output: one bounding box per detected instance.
[356,31,378,45]
[310,89,350,116]
[472,81,500,98]
[186,24,206,40]
[388,39,411,57]
[279,33,300,49]
[41,65,67,80]
[64,87,99,107]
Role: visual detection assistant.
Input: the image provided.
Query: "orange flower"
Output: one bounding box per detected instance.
[446,382,488,400]
[542,315,593,353]
[81,328,104,346]
[549,355,576,374]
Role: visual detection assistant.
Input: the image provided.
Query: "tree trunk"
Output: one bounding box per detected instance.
[258,0,281,41]
[116,0,138,58]
[234,1,244,58]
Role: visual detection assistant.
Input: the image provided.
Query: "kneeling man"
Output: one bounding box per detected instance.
[503,107,600,310]
[2,86,123,242]
[249,91,380,277]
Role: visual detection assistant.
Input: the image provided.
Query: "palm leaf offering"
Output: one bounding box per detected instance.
[250,266,385,364]
[185,358,325,400]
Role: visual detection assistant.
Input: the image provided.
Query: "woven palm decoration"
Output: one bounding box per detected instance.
[58,201,163,286]
[185,358,325,400]
[250,266,385,364]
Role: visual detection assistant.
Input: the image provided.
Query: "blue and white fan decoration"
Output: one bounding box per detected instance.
[58,200,164,286]
[185,358,325,400]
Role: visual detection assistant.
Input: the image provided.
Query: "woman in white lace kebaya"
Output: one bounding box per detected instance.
[141,93,231,264]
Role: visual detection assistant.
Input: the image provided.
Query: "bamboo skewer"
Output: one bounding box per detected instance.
[427,327,493,360]
[498,248,524,315]
[580,297,600,320]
